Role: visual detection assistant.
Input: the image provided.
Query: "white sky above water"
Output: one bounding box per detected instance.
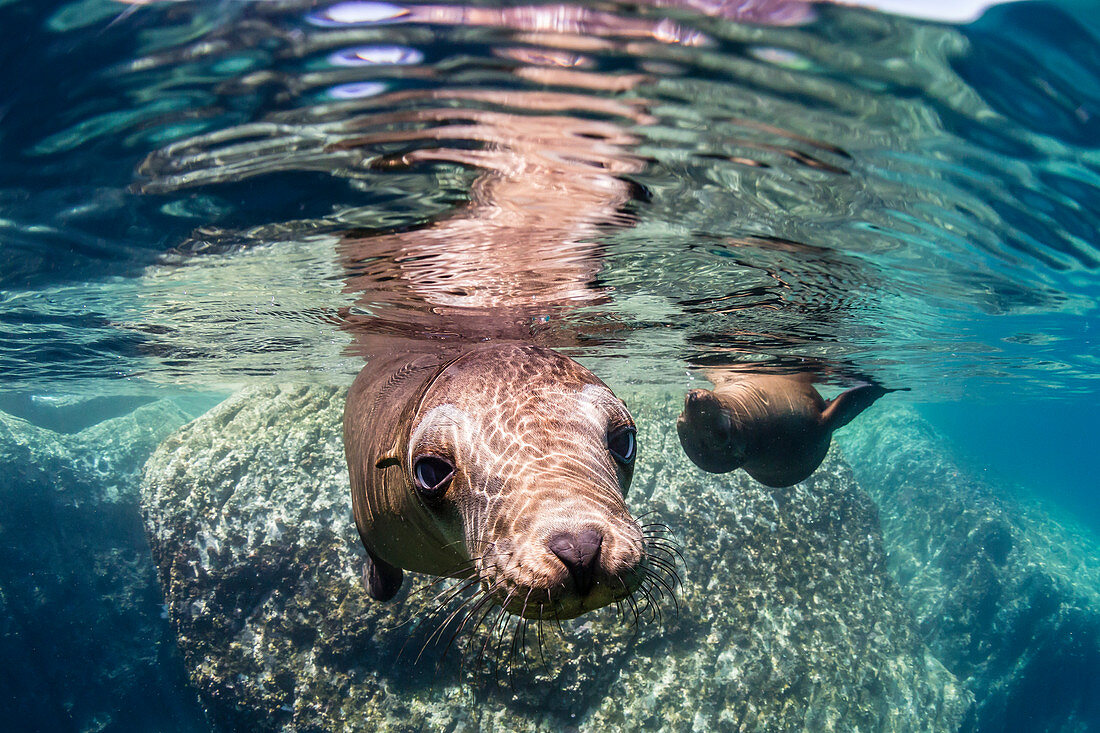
[840,0,1026,23]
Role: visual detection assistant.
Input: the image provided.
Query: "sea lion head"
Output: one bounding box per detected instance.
[399,343,645,620]
[676,388,748,473]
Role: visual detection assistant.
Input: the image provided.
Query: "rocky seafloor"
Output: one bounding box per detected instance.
[838,406,1100,733]
[0,395,211,733]
[5,384,1099,732]
[140,384,969,732]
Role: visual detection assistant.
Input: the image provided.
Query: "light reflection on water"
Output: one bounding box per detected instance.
[0,2,1096,393]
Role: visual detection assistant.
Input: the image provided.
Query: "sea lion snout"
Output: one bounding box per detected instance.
[482,497,646,619]
[548,529,603,596]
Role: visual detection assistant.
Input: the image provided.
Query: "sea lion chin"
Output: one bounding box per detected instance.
[677,374,897,488]
[344,342,646,620]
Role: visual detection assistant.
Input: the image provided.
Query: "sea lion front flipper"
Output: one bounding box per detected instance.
[821,384,901,431]
[362,550,403,602]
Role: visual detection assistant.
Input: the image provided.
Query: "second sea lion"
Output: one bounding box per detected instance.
[677,373,898,487]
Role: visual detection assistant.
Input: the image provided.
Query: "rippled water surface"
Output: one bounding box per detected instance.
[3,0,1098,504]
[1,0,1099,729]
[1,0,1095,387]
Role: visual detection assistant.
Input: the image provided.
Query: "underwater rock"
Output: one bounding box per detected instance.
[838,405,1100,732]
[0,398,210,733]
[142,384,971,731]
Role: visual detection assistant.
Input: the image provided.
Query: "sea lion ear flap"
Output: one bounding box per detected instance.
[375,453,401,470]
[822,384,905,431]
[375,438,403,470]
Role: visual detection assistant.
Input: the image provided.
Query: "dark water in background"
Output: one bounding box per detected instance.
[1,0,1099,729]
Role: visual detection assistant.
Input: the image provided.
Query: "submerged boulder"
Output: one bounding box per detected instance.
[838,404,1100,732]
[0,396,210,733]
[141,383,970,732]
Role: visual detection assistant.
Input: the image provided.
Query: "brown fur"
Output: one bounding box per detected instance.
[677,373,891,487]
[344,342,644,619]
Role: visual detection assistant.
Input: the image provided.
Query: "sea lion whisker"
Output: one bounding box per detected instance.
[642,528,681,545]
[420,579,490,659]
[535,605,548,669]
[638,566,669,601]
[482,591,516,681]
[544,587,567,636]
[644,538,686,565]
[441,585,499,669]
[434,578,503,662]
[519,617,532,677]
[406,570,476,605]
[458,580,503,638]
[637,569,669,607]
[643,530,679,543]
[617,575,641,632]
[634,577,661,624]
[379,573,474,634]
[470,599,504,678]
[418,576,481,626]
[438,593,485,663]
[643,542,678,562]
[468,581,510,669]
[642,565,680,613]
[645,548,677,569]
[506,615,527,689]
[401,585,478,663]
[648,565,683,600]
[642,546,683,582]
[511,589,534,679]
[644,551,681,581]
[448,582,509,675]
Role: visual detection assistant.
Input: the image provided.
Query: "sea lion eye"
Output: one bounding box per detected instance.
[607,426,636,464]
[413,455,454,499]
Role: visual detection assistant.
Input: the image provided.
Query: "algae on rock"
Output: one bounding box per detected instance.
[142,383,970,732]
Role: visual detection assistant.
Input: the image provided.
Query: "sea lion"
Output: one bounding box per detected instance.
[344,342,645,620]
[331,79,660,621]
[677,373,897,487]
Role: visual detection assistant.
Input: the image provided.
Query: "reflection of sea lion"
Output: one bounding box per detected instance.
[344,342,644,620]
[677,374,896,487]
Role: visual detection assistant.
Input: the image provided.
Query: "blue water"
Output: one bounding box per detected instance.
[2,0,1099,730]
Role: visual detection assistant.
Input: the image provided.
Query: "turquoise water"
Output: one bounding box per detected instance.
[1,0,1099,730]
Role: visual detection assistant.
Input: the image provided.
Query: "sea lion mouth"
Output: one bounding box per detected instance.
[484,567,645,621]
[469,523,678,622]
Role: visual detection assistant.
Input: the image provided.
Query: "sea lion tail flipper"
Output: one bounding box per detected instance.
[362,551,404,602]
[822,384,903,431]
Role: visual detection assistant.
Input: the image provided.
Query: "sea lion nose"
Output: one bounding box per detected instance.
[548,529,603,596]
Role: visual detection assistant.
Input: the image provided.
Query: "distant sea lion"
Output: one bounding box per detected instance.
[344,342,646,620]
[677,373,898,487]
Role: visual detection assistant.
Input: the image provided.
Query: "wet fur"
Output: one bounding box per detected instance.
[677,375,892,487]
[345,342,652,620]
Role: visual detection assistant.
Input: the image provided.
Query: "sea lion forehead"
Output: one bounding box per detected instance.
[421,344,604,402]
[408,345,627,447]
